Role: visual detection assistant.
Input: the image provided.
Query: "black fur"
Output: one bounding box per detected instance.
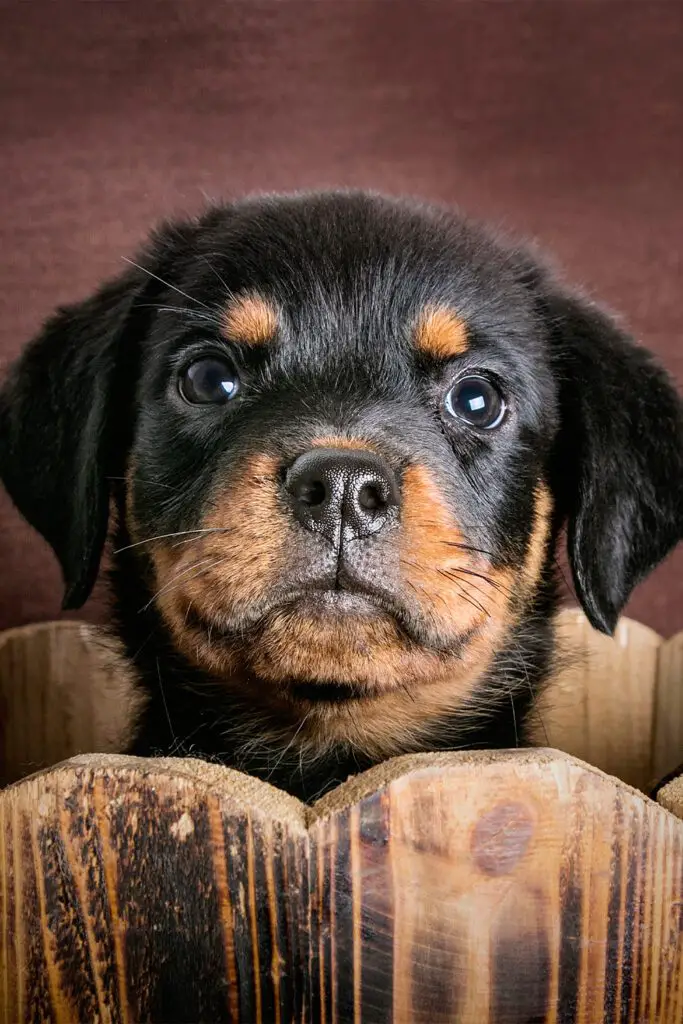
[1,191,681,801]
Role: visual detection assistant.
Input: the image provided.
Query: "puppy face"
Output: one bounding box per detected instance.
[120,197,557,748]
[1,192,681,769]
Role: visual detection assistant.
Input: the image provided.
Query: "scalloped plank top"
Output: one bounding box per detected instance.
[1,749,683,1023]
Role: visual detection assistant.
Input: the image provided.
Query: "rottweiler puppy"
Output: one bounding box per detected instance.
[1,191,681,800]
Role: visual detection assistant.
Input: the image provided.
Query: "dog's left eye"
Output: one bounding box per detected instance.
[179,357,240,405]
[444,375,506,429]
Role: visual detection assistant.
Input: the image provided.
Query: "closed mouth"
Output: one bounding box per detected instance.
[187,583,413,638]
[185,580,471,654]
[288,680,365,703]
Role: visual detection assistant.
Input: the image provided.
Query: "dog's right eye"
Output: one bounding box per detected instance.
[178,356,240,405]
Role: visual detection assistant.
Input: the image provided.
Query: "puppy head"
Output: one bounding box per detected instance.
[1,192,681,752]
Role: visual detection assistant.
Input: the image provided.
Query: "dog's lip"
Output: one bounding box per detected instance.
[293,590,382,615]
[189,581,416,638]
[287,680,366,704]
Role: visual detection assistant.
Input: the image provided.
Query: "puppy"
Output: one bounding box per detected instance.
[1,191,681,801]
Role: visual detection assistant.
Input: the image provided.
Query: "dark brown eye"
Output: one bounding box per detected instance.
[445,375,506,429]
[179,357,239,405]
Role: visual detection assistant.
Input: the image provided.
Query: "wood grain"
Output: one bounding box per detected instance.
[531,610,663,791]
[0,751,682,1022]
[653,631,683,785]
[0,622,142,788]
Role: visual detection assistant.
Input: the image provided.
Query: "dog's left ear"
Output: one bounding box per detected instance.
[0,264,154,610]
[535,276,683,635]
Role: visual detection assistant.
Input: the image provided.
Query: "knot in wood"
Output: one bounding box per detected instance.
[470,801,534,876]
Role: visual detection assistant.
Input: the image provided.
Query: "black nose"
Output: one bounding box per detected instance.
[285,448,399,544]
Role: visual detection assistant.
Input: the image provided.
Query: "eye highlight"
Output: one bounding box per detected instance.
[444,375,506,430]
[179,356,240,405]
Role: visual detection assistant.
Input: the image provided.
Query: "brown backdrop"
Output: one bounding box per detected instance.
[1,1,681,636]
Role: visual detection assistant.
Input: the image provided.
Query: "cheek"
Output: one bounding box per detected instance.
[520,484,553,594]
[143,453,291,652]
[399,464,515,639]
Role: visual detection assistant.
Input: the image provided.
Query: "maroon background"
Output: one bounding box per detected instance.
[1,1,681,635]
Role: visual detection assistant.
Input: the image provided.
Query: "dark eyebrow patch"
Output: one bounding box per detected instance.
[414,305,469,359]
[221,293,278,346]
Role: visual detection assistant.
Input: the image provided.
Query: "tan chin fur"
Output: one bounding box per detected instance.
[248,606,448,690]
[282,677,485,763]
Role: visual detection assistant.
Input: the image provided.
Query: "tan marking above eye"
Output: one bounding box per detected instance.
[414,306,468,359]
[221,293,278,346]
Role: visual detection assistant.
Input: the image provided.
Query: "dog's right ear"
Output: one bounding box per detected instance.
[0,262,156,610]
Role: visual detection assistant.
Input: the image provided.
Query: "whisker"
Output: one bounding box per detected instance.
[404,575,434,606]
[156,657,178,749]
[437,571,490,617]
[438,540,498,560]
[432,567,496,604]
[507,684,519,746]
[401,680,417,704]
[553,554,575,598]
[447,565,514,597]
[106,475,180,492]
[129,631,155,664]
[455,586,490,619]
[509,634,550,746]
[170,529,235,549]
[436,569,489,615]
[136,303,219,325]
[265,712,312,779]
[114,528,232,555]
[402,570,452,623]
[199,253,235,299]
[140,556,228,611]
[400,555,498,627]
[122,256,212,310]
[169,720,207,757]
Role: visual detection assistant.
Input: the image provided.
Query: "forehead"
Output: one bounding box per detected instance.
[165,194,543,368]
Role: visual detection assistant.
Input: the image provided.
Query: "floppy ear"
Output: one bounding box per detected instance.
[0,266,152,610]
[544,286,683,634]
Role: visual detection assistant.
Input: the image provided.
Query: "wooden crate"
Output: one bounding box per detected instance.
[0,610,682,1022]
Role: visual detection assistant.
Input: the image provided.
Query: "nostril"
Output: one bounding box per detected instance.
[357,481,386,512]
[283,448,398,542]
[298,478,327,507]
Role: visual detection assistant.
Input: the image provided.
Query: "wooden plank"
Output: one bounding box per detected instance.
[0,751,681,1022]
[653,631,683,785]
[531,609,662,791]
[0,622,141,788]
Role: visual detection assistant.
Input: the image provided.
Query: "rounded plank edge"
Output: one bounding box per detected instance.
[1,750,683,1023]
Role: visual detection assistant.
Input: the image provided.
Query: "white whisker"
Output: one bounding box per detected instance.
[122,256,212,310]
[115,528,230,555]
[140,556,229,611]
